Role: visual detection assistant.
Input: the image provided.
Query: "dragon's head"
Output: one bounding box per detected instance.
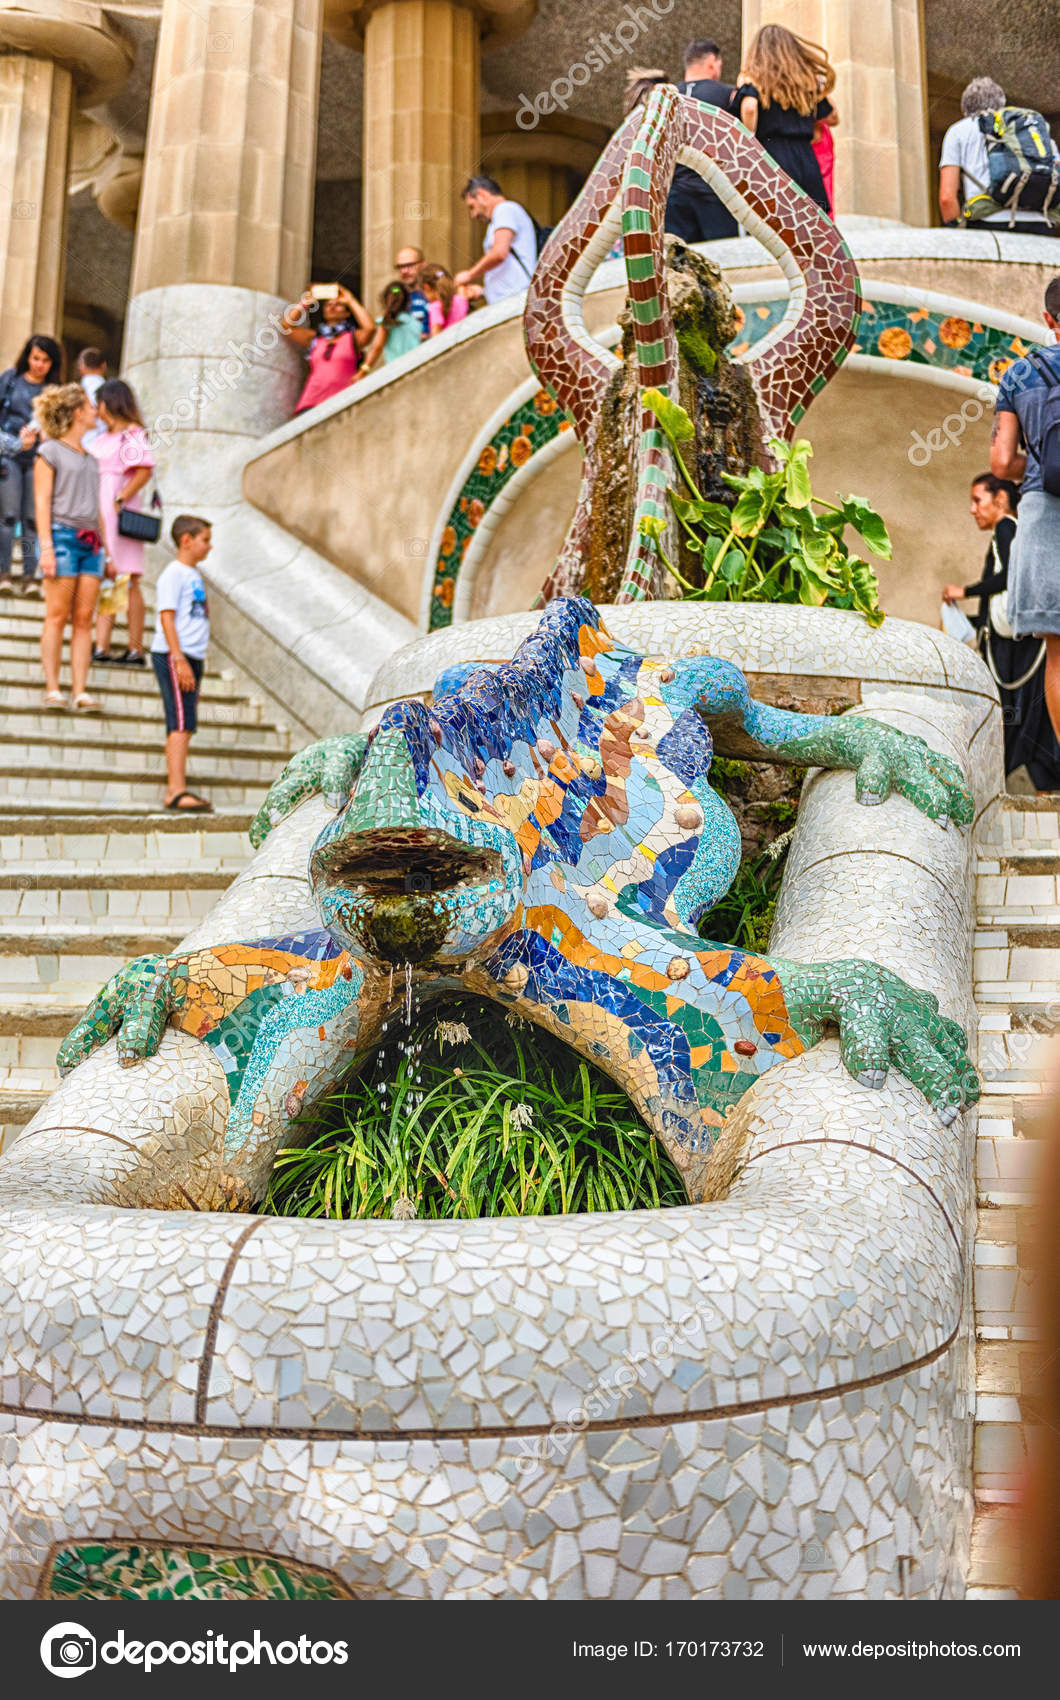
[308,597,653,971]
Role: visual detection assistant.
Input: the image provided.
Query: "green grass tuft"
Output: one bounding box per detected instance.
[264,1000,689,1222]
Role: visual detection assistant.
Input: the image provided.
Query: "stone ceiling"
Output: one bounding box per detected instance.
[95,1,1060,177]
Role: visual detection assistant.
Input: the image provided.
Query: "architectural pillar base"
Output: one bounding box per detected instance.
[123,283,305,506]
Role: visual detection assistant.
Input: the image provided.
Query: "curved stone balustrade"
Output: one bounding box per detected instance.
[238,229,1059,697]
[0,604,998,1599]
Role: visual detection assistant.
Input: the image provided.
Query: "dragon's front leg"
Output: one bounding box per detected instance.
[56,934,371,1206]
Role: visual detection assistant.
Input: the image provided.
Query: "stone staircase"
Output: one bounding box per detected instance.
[0,594,294,1151]
[967,795,1057,1599]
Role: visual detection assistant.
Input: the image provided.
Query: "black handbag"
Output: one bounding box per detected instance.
[117,490,162,544]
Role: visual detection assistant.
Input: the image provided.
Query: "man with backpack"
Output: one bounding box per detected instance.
[456,176,539,305]
[939,77,1059,235]
[992,274,1060,765]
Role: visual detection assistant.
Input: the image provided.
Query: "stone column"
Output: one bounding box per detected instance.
[360,1,479,306]
[123,0,325,509]
[0,3,132,356]
[740,0,931,226]
[350,0,538,306]
[480,113,611,229]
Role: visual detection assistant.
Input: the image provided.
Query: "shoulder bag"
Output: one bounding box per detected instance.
[117,488,162,544]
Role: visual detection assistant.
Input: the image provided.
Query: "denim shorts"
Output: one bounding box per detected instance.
[52,523,104,578]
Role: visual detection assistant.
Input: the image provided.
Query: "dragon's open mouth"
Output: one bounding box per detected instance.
[320,829,503,899]
[313,829,509,963]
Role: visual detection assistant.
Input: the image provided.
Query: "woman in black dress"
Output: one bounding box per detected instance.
[734,25,837,214]
[944,473,1060,792]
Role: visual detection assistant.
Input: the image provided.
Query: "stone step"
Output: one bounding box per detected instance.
[997,851,1060,875]
[976,1025,1057,1085]
[0,685,272,730]
[0,1062,59,1098]
[0,883,222,928]
[0,656,258,703]
[0,916,185,995]
[0,769,268,808]
[978,916,1060,941]
[1002,792,1060,813]
[0,630,236,671]
[976,867,1060,911]
[977,1123,1043,1205]
[0,711,293,750]
[974,929,1060,987]
[974,1409,1035,1504]
[974,1212,1034,1335]
[977,1337,1044,1401]
[0,994,95,1036]
[0,806,253,836]
[0,1082,50,1128]
[966,1505,1022,1594]
[0,862,239,890]
[0,921,188,956]
[0,741,282,783]
[994,812,1060,850]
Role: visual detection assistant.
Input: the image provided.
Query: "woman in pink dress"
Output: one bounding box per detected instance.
[418,264,472,335]
[281,284,375,414]
[89,379,155,666]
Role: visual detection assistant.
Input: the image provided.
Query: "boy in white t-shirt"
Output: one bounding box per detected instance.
[150,514,212,812]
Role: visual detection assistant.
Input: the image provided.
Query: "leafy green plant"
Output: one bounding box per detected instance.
[639,388,889,625]
[265,1000,687,1221]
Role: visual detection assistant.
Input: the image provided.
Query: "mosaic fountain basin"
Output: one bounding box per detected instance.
[0,605,999,1600]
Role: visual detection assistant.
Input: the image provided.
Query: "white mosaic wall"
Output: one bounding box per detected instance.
[0,606,999,1598]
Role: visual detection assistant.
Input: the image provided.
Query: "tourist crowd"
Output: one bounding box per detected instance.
[5,19,1058,803]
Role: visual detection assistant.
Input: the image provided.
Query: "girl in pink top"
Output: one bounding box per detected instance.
[89,379,155,665]
[418,264,472,335]
[281,284,374,414]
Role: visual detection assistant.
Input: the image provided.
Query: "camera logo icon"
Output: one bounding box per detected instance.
[40,1622,96,1678]
[404,870,432,894]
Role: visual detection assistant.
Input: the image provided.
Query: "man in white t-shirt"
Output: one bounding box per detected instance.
[939,77,1058,235]
[454,176,538,306]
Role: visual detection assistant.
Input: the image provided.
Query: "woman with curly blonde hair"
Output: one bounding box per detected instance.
[735,25,838,213]
[33,382,112,711]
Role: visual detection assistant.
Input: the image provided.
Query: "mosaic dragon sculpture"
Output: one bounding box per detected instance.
[59,600,979,1208]
[55,95,976,1208]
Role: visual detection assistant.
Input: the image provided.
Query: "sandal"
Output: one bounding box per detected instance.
[72,693,102,714]
[164,791,213,812]
[42,690,67,711]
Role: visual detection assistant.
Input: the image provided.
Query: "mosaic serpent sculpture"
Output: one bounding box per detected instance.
[58,600,978,1209]
[525,84,861,602]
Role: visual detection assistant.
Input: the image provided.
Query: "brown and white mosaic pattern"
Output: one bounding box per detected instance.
[0,608,997,1598]
[524,89,860,601]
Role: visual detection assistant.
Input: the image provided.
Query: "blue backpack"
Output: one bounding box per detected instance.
[1027,352,1060,498]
